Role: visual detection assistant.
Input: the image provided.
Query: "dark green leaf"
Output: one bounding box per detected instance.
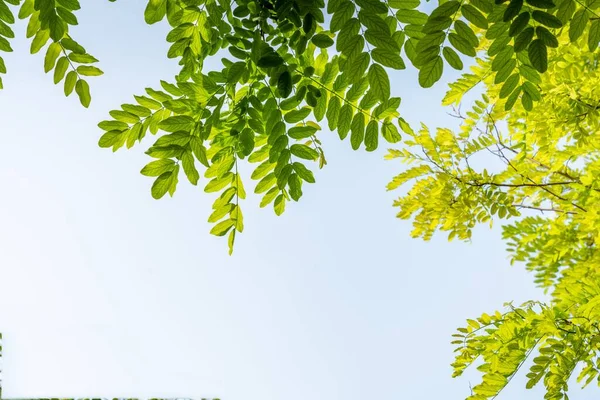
[504,0,523,21]
[499,73,520,98]
[257,53,284,68]
[509,12,530,36]
[536,26,558,47]
[531,10,563,28]
[528,39,547,72]
[514,26,535,51]
[277,70,292,98]
[525,0,555,8]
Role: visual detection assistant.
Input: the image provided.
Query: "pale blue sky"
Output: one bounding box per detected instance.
[0,2,595,400]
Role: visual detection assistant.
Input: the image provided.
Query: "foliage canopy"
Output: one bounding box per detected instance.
[0,0,599,398]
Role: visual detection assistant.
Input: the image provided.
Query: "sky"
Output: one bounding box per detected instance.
[0,2,597,400]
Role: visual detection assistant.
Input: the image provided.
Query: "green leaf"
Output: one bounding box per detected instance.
[68,52,98,63]
[398,117,414,135]
[64,70,77,96]
[293,162,315,183]
[443,47,463,70]
[372,48,406,69]
[504,0,523,21]
[418,56,443,88]
[504,86,521,110]
[274,194,286,215]
[429,1,461,19]
[448,33,476,56]
[57,7,78,25]
[356,0,388,14]
[536,26,558,47]
[589,20,600,51]
[288,173,303,201]
[495,58,516,83]
[312,33,334,48]
[525,0,555,8]
[487,22,510,39]
[152,169,177,199]
[350,112,365,150]
[284,107,311,123]
[288,125,318,139]
[44,42,61,73]
[327,96,341,131]
[365,29,400,52]
[53,56,69,83]
[277,164,293,189]
[521,90,533,110]
[340,35,365,57]
[515,26,535,52]
[415,46,440,68]
[531,10,563,28]
[208,204,234,223]
[454,20,479,47]
[181,151,199,185]
[290,144,319,160]
[255,173,276,193]
[389,0,420,9]
[569,9,589,42]
[556,0,575,23]
[381,120,401,143]
[368,63,390,102]
[110,110,139,124]
[528,39,547,73]
[75,79,91,107]
[205,172,234,193]
[228,61,246,82]
[337,104,353,139]
[210,219,234,236]
[98,131,122,148]
[277,70,292,98]
[491,46,514,71]
[422,16,453,33]
[49,15,66,41]
[509,12,530,36]
[499,73,520,98]
[331,1,356,32]
[98,120,128,131]
[461,4,488,29]
[159,115,195,132]
[18,0,34,19]
[61,38,85,54]
[76,65,103,76]
[396,9,429,24]
[141,159,176,177]
[257,53,284,68]
[144,0,167,24]
[364,119,379,151]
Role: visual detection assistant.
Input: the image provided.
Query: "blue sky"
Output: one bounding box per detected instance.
[0,2,596,399]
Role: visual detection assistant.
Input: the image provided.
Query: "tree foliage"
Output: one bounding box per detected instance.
[0,0,599,398]
[387,34,600,399]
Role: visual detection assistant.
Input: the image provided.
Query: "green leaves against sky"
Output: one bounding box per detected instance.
[1,2,600,398]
